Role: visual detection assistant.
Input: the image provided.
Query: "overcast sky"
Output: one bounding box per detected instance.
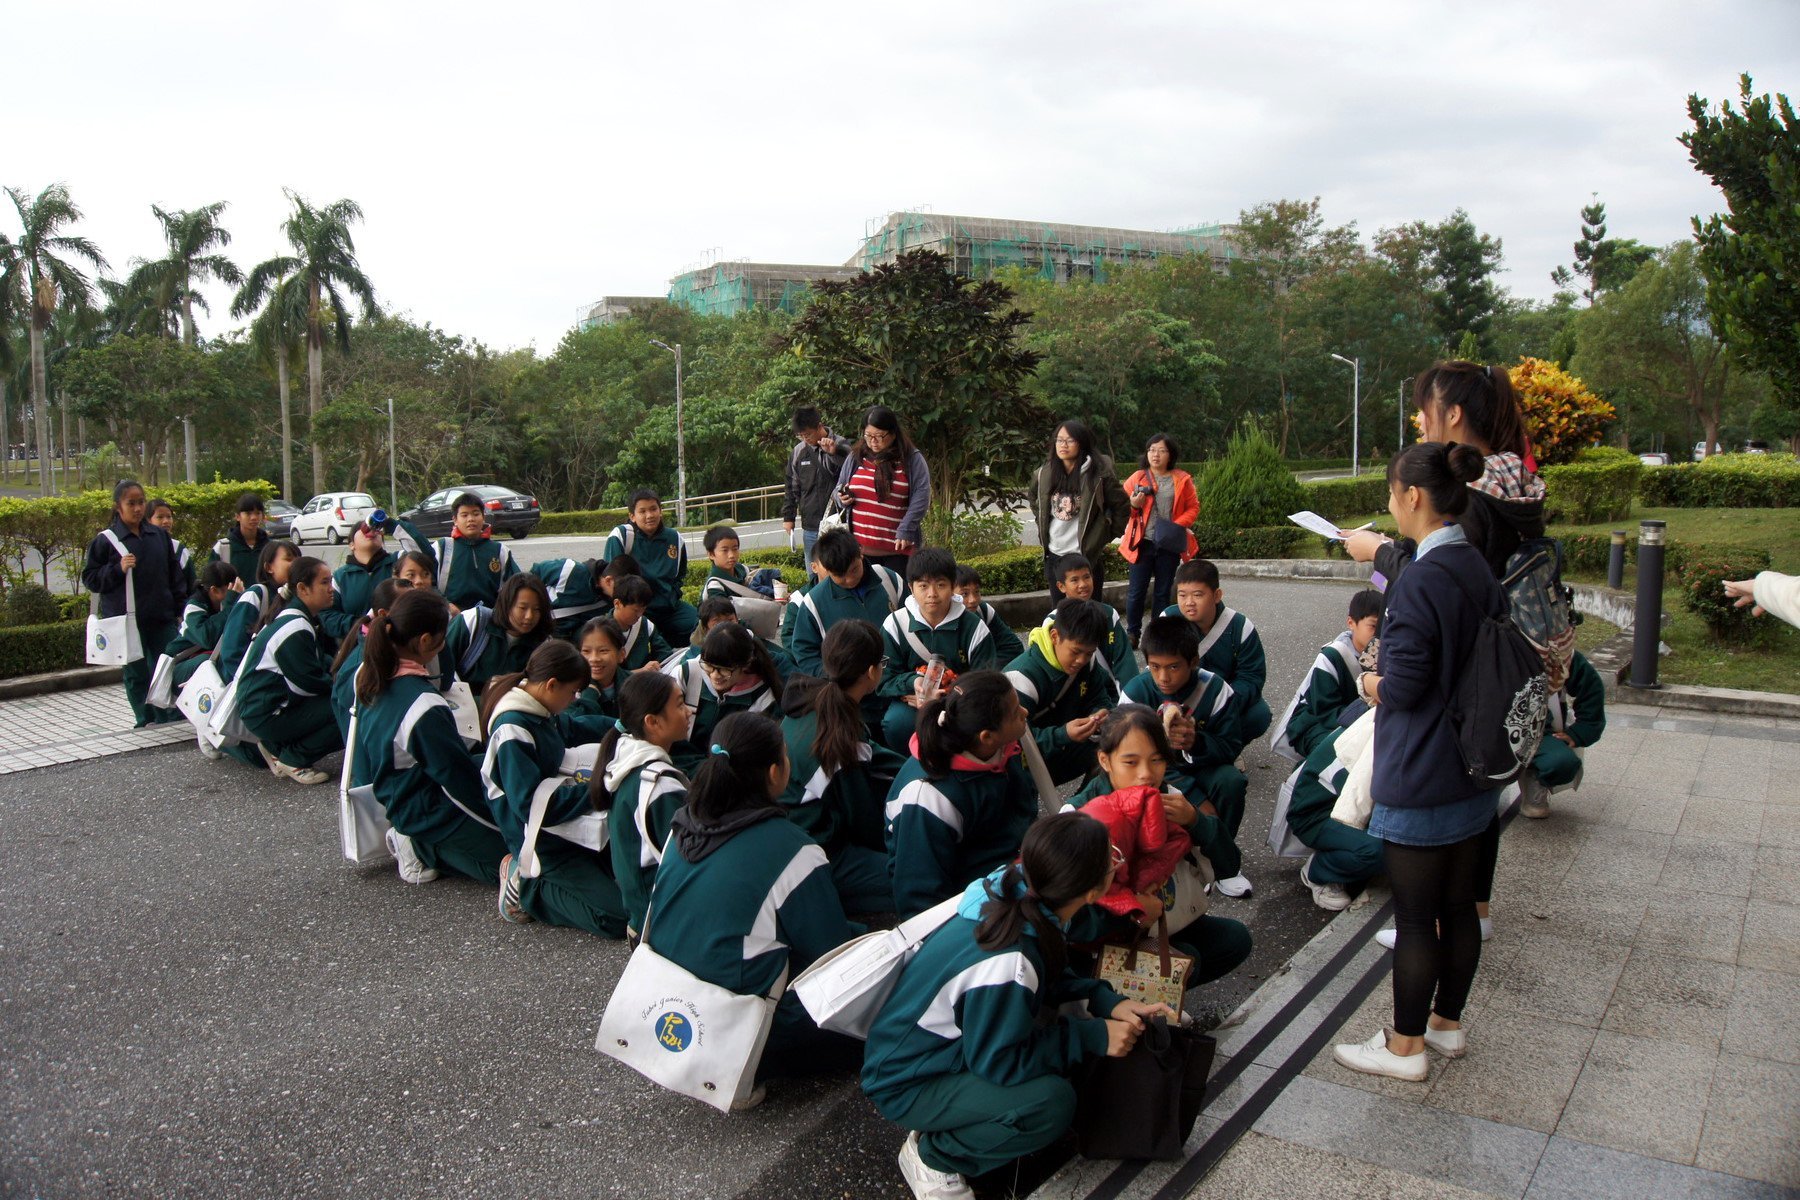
[10,0,1795,355]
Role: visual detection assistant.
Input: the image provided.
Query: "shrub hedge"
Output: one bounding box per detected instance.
[1192,524,1309,559]
[1636,454,1800,508]
[533,508,631,537]
[1559,533,1770,581]
[1300,473,1389,518]
[1541,449,1642,524]
[0,621,86,679]
[1679,550,1772,639]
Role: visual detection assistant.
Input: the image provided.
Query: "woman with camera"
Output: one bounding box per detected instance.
[1119,433,1199,647]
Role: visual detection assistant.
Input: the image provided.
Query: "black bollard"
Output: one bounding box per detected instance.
[1628,520,1665,690]
[1608,530,1627,590]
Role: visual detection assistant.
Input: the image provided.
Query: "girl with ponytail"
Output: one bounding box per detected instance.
[161,561,241,696]
[591,669,692,937]
[480,640,628,937]
[348,588,504,888]
[329,577,412,740]
[643,713,863,1099]
[885,669,1036,918]
[860,812,1173,1197]
[214,539,298,683]
[557,616,628,746]
[663,620,784,770]
[237,556,343,785]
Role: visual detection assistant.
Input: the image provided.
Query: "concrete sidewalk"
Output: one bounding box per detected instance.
[0,687,192,774]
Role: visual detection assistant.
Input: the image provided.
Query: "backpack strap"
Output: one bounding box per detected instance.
[457,607,492,677]
[1195,606,1235,661]
[97,529,136,619]
[436,537,455,597]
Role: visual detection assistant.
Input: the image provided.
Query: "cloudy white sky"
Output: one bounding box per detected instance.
[10,0,1795,354]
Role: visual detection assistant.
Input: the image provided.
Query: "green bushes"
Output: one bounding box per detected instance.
[532,508,631,537]
[1300,473,1389,519]
[1191,524,1309,559]
[1679,550,1772,639]
[1559,533,1770,581]
[1541,448,1642,524]
[922,507,1023,558]
[1196,425,1307,528]
[0,622,86,679]
[1636,453,1800,508]
[956,547,1046,596]
[4,584,63,627]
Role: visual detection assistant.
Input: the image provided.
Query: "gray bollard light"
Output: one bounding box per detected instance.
[1628,519,1666,689]
[1608,530,1627,591]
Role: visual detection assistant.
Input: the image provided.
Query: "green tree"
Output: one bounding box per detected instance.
[123,202,242,347]
[60,335,221,481]
[0,183,108,496]
[238,273,306,499]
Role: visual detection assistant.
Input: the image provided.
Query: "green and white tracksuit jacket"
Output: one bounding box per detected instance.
[481,688,596,865]
[779,706,906,857]
[885,743,1038,919]
[1039,602,1140,687]
[432,532,518,612]
[351,675,495,843]
[531,557,607,638]
[662,656,778,769]
[237,598,333,724]
[880,597,996,697]
[1160,604,1267,707]
[1270,629,1360,764]
[603,522,687,614]
[1003,625,1120,771]
[972,599,1024,666]
[441,606,539,691]
[786,566,904,677]
[1121,667,1245,781]
[602,734,690,936]
[323,550,396,641]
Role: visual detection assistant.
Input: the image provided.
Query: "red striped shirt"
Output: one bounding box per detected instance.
[845,457,911,556]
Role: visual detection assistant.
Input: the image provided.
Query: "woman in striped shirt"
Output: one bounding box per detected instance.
[833,405,931,576]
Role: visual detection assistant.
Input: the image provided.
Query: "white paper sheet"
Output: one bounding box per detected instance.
[1287,510,1372,540]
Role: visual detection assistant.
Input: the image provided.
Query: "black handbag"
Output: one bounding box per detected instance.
[1073,1016,1216,1161]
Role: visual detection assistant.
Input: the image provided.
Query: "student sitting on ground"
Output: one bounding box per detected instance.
[529,555,608,638]
[162,561,240,693]
[395,549,437,591]
[330,578,411,740]
[351,588,506,887]
[322,517,396,642]
[1164,559,1270,742]
[1272,589,1384,765]
[878,548,996,754]
[787,528,903,678]
[1283,715,1385,912]
[1520,648,1606,820]
[442,573,553,695]
[606,575,672,673]
[604,489,697,645]
[1121,615,1254,898]
[593,554,643,618]
[557,616,627,745]
[592,670,692,938]
[779,620,905,914]
[663,621,784,771]
[1003,598,1120,786]
[1043,553,1140,686]
[698,525,784,602]
[669,596,795,680]
[238,556,344,786]
[483,640,628,937]
[1067,706,1253,983]
[862,812,1171,1200]
[209,491,269,583]
[643,712,866,1103]
[215,540,300,683]
[433,491,520,612]
[886,670,1038,919]
[955,564,1024,665]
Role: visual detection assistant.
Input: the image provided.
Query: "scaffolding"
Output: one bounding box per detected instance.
[577,297,666,330]
[849,212,1239,282]
[665,261,860,317]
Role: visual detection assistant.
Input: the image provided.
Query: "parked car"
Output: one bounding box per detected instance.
[1693,441,1724,460]
[401,484,541,540]
[291,492,379,545]
[1637,452,1671,467]
[264,499,301,540]
[1742,440,1770,455]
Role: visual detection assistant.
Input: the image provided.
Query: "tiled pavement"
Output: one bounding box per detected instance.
[0,687,192,773]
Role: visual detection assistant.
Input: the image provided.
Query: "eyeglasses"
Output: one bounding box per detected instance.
[1054,437,1078,447]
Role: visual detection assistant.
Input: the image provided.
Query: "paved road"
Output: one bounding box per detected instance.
[0,577,1364,1200]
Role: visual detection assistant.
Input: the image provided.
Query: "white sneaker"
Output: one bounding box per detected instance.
[1332,1028,1427,1081]
[269,758,329,786]
[1300,857,1352,911]
[385,828,439,884]
[1520,771,1551,819]
[897,1130,973,1200]
[196,736,223,761]
[1375,920,1491,951]
[1215,872,1253,898]
[1424,1024,1467,1058]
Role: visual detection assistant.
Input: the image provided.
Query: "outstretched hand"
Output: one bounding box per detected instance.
[1723,578,1766,617]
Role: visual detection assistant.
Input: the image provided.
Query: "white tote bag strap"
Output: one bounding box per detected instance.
[518,776,565,879]
[1195,607,1234,661]
[436,537,454,596]
[894,893,961,947]
[1019,734,1062,815]
[339,705,365,858]
[99,529,136,619]
[899,622,934,668]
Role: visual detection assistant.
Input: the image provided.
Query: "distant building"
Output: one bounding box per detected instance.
[577,296,666,330]
[851,211,1239,281]
[664,261,861,318]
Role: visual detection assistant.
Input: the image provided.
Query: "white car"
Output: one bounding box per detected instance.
[291,492,378,545]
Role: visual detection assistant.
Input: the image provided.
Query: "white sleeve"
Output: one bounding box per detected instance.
[1752,571,1800,629]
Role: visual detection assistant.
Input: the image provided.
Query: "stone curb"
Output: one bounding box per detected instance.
[0,665,123,701]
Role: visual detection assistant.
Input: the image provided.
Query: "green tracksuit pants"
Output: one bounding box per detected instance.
[1297,819,1384,888]
[417,816,508,885]
[244,694,343,768]
[831,845,894,915]
[897,1072,1078,1179]
[1532,737,1584,790]
[124,620,178,727]
[1174,762,1248,879]
[519,840,627,938]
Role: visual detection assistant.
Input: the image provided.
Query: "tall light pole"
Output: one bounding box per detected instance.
[1399,375,1413,453]
[1330,353,1361,476]
[386,397,398,512]
[649,339,687,525]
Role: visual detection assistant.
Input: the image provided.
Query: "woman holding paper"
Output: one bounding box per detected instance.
[1119,433,1199,647]
[82,479,190,727]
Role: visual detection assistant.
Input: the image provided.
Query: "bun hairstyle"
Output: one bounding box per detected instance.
[975,812,1111,980]
[355,587,450,706]
[197,560,239,599]
[1387,441,1486,518]
[1096,703,1175,760]
[478,638,590,737]
[589,669,684,808]
[332,577,413,676]
[785,619,882,776]
[915,669,1017,778]
[685,711,786,824]
[698,621,783,703]
[1414,361,1528,460]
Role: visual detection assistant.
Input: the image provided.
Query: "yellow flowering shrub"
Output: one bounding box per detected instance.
[1508,357,1614,466]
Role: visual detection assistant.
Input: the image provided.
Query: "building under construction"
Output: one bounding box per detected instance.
[577,296,666,330]
[665,261,861,319]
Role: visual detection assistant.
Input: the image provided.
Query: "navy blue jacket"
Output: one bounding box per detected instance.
[1372,537,1503,809]
[82,518,189,627]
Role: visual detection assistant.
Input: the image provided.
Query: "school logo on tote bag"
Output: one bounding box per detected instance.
[656,1011,695,1052]
[94,632,109,651]
[197,693,213,715]
[643,997,703,1052]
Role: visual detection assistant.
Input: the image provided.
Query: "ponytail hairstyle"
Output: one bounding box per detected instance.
[255,538,299,589]
[684,711,787,824]
[697,621,784,703]
[914,669,1018,778]
[1095,703,1175,760]
[355,587,450,706]
[197,561,238,607]
[785,619,882,776]
[257,555,329,634]
[588,669,683,808]
[396,549,437,590]
[478,638,588,737]
[493,572,552,651]
[1413,361,1528,461]
[331,577,412,676]
[975,812,1111,980]
[111,478,145,516]
[1387,441,1487,518]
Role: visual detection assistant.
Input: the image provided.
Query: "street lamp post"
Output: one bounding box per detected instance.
[649,340,687,525]
[1330,353,1361,476]
[1399,375,1413,453]
[386,397,398,512]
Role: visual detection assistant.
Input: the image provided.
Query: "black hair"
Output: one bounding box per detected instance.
[235,492,267,515]
[792,406,824,433]
[1096,703,1175,760]
[451,491,484,515]
[851,406,916,502]
[1047,419,1097,497]
[1139,614,1200,662]
[146,497,174,520]
[915,669,1017,778]
[815,528,862,576]
[696,596,739,629]
[493,572,552,643]
[1138,431,1181,470]
[1414,361,1528,460]
[576,615,626,652]
[627,488,661,513]
[603,555,643,580]
[610,575,652,608]
[1051,553,1093,585]
[955,564,982,589]
[111,479,144,512]
[1348,589,1385,623]
[975,812,1111,980]
[906,547,957,586]
[1174,558,1220,590]
[355,588,450,707]
[335,576,413,678]
[255,538,300,588]
[479,639,589,737]
[259,555,330,634]
[684,711,787,824]
[1050,598,1109,649]
[1387,441,1486,517]
[703,525,739,553]
[396,549,436,588]
[698,622,783,703]
[589,669,685,808]
[785,619,881,777]
[197,560,238,599]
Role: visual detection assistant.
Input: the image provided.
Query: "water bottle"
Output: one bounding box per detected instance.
[920,654,947,701]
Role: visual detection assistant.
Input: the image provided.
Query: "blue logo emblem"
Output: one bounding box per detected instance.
[197,694,213,714]
[655,1011,693,1052]
[571,768,592,786]
[94,633,108,650]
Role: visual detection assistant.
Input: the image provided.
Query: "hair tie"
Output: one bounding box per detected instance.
[1483,364,1493,381]
[614,717,630,735]
[710,744,730,758]
[936,710,948,727]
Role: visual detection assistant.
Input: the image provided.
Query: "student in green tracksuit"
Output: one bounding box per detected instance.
[697,525,776,602]
[591,670,692,937]
[482,641,627,937]
[878,548,996,754]
[238,556,344,785]
[146,498,197,601]
[1047,553,1140,687]
[1282,720,1385,910]
[885,670,1038,919]
[862,813,1172,1196]
[163,561,240,690]
[441,574,552,694]
[605,576,674,673]
[330,579,410,741]
[348,588,507,887]
[788,528,903,679]
[530,556,607,638]
[779,620,904,913]
[779,574,812,651]
[676,597,795,681]
[644,711,864,1096]
[208,492,270,584]
[432,492,520,612]
[557,616,626,746]
[955,565,1024,667]
[663,622,783,772]
[1122,615,1253,896]
[604,489,698,645]
[1272,589,1383,765]
[1521,649,1607,819]
[215,540,300,683]
[1002,599,1119,786]
[322,519,397,642]
[82,481,191,728]
[1068,706,1254,981]
[1164,559,1270,741]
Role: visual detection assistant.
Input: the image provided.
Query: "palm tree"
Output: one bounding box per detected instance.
[0,184,108,496]
[236,273,305,499]
[125,202,242,348]
[234,191,376,494]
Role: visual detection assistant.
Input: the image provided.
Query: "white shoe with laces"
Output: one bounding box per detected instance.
[385,828,439,884]
[897,1130,973,1200]
[1300,857,1352,911]
[1332,1028,1428,1082]
[1375,917,1492,950]
[1214,872,1253,898]
[269,758,330,786]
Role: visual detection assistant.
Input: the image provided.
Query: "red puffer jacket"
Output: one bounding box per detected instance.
[1079,784,1193,919]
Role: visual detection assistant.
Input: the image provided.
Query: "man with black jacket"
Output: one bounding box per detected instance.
[781,407,851,569]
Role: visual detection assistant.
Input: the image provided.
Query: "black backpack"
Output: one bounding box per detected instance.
[1441,569,1550,787]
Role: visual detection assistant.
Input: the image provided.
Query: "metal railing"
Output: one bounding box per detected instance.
[678,483,786,527]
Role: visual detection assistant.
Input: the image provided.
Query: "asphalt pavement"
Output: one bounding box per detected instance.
[0,576,1364,1200]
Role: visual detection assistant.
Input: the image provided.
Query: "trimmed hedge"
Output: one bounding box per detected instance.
[1192,524,1309,559]
[1300,473,1388,518]
[1560,533,1771,581]
[1636,454,1800,508]
[533,508,631,537]
[0,621,86,679]
[1680,550,1771,639]
[1541,450,1642,524]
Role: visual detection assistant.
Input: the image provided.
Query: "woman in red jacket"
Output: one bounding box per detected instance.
[1120,433,1199,647]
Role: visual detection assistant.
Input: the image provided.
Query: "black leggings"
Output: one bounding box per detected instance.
[1384,834,1484,1037]
[1475,814,1500,905]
